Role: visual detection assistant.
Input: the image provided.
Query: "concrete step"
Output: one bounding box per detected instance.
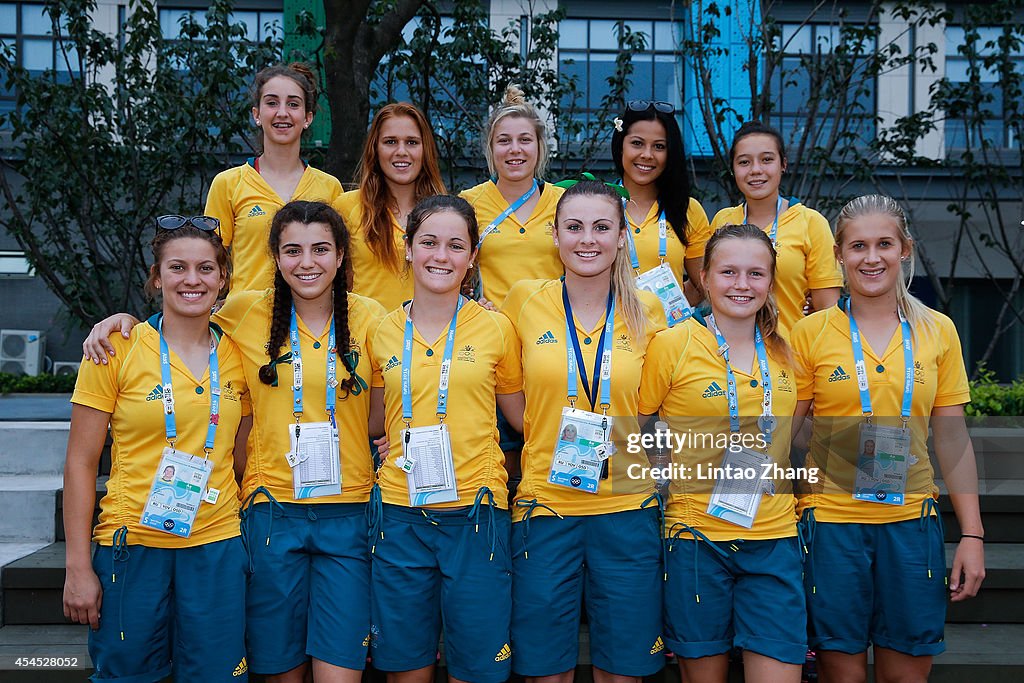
[54,479,107,543]
[0,476,62,544]
[939,480,1024,543]
[0,423,69,477]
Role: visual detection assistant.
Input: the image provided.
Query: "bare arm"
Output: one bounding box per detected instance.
[82,314,141,364]
[808,287,841,316]
[62,404,110,629]
[683,257,704,306]
[931,404,985,602]
[368,386,386,439]
[496,391,525,434]
[233,415,252,485]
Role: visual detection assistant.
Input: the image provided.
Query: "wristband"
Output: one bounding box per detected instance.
[960,534,984,541]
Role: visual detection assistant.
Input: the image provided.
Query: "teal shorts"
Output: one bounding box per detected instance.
[803,508,947,656]
[241,499,370,674]
[510,507,664,677]
[89,535,247,682]
[370,501,512,683]
[663,535,806,664]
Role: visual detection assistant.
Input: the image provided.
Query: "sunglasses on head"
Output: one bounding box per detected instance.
[627,100,674,114]
[156,215,221,233]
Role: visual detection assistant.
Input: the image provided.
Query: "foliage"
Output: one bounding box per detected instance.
[965,366,1024,417]
[0,0,281,327]
[0,371,78,395]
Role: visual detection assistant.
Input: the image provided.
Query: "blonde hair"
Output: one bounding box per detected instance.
[555,181,647,343]
[484,84,549,180]
[701,224,790,363]
[834,195,936,339]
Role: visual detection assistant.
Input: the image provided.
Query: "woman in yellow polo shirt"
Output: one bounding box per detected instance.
[611,100,711,320]
[503,180,667,681]
[366,194,523,683]
[711,121,842,333]
[64,217,250,682]
[790,195,985,683]
[460,84,565,307]
[639,224,805,683]
[335,102,447,310]
[206,63,343,293]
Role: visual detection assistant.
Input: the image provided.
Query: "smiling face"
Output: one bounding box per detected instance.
[836,212,912,300]
[701,237,775,323]
[554,194,624,280]
[620,118,668,188]
[376,114,424,188]
[274,221,343,306]
[406,209,477,297]
[252,75,312,147]
[491,115,538,183]
[153,237,226,320]
[732,133,786,202]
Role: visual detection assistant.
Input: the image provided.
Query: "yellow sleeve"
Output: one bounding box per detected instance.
[71,339,126,414]
[684,198,712,260]
[367,319,385,389]
[501,281,529,330]
[494,312,524,394]
[637,328,682,415]
[804,209,844,290]
[212,290,265,336]
[789,316,819,401]
[205,170,237,248]
[934,315,972,407]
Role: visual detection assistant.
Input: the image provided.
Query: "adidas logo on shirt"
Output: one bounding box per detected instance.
[146,384,163,401]
[702,381,726,398]
[248,205,266,217]
[384,355,401,372]
[828,366,851,382]
[494,643,511,662]
[536,330,558,345]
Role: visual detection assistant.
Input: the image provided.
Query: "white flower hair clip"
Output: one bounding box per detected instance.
[613,117,623,133]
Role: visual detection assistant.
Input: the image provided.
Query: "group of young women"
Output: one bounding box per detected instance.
[64,61,985,683]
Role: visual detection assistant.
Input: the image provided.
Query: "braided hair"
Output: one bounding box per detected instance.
[258,201,359,397]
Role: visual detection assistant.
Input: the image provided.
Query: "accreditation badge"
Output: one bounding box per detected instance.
[706,447,773,529]
[852,422,909,505]
[397,423,459,506]
[635,263,692,327]
[286,421,342,499]
[548,407,613,494]
[140,447,213,538]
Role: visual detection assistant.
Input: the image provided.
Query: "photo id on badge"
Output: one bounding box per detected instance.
[401,423,459,506]
[853,422,910,505]
[548,407,614,494]
[140,447,213,538]
[635,263,692,327]
[706,447,772,529]
[287,421,342,499]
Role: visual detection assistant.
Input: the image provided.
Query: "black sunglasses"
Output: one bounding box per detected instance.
[627,100,674,114]
[156,215,221,233]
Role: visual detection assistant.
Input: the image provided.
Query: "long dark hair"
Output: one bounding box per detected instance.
[258,201,358,396]
[611,105,692,246]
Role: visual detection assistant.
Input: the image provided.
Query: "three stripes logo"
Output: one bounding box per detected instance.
[495,643,511,662]
[232,657,247,677]
[702,381,726,398]
[650,636,665,655]
[383,355,401,372]
[536,330,558,345]
[145,384,163,401]
[247,205,266,217]
[828,365,851,382]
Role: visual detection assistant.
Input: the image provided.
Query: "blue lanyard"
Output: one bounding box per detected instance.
[622,200,668,272]
[706,314,775,443]
[402,296,463,425]
[478,179,539,245]
[562,284,615,412]
[158,316,220,454]
[846,299,914,425]
[743,195,785,246]
[290,306,337,428]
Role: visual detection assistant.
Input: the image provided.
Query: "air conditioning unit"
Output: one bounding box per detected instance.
[0,329,46,376]
[53,361,80,377]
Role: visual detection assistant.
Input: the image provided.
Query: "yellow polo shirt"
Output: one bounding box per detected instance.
[368,300,523,508]
[504,279,667,519]
[790,305,971,523]
[72,322,249,547]
[205,162,343,293]
[459,180,565,306]
[638,317,798,540]
[710,201,843,334]
[215,289,386,504]
[335,189,413,311]
[625,198,713,285]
